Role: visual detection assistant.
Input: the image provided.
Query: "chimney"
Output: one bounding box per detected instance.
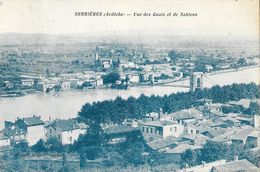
[234,156,238,161]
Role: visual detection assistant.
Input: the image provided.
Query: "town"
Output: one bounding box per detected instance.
[0,81,259,171]
[0,38,259,97]
[0,34,259,171]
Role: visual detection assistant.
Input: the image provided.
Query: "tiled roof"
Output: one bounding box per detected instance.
[210,109,225,117]
[201,128,227,138]
[0,145,13,152]
[168,108,203,120]
[103,125,137,135]
[231,128,255,142]
[248,130,259,138]
[229,99,253,109]
[213,159,258,172]
[141,120,176,127]
[209,127,238,142]
[182,134,208,141]
[0,132,9,140]
[22,116,44,126]
[147,136,178,150]
[166,143,202,154]
[51,119,80,131]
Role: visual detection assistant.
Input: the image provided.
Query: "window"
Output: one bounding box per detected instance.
[191,129,193,134]
[159,130,163,136]
[142,127,145,133]
[146,128,149,133]
[150,128,153,134]
[58,134,61,140]
[50,129,52,133]
[174,127,177,132]
[70,136,72,141]
[197,78,201,87]
[196,130,199,134]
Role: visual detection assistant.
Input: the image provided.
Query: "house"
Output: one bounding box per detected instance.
[119,61,135,69]
[254,115,260,130]
[185,123,211,135]
[182,134,209,146]
[247,147,260,165]
[35,82,56,92]
[140,120,184,139]
[212,159,258,172]
[3,81,14,89]
[201,128,228,138]
[219,114,241,127]
[124,119,139,128]
[230,128,255,145]
[103,125,139,144]
[178,159,258,172]
[178,159,226,172]
[4,116,45,146]
[60,81,71,90]
[236,115,254,125]
[95,78,103,86]
[228,99,254,109]
[45,119,87,145]
[209,109,226,119]
[164,108,203,124]
[0,132,10,147]
[165,143,202,163]
[208,127,239,145]
[147,136,178,151]
[126,73,140,83]
[21,79,35,87]
[245,130,259,148]
[205,65,213,72]
[208,126,254,145]
[216,64,230,70]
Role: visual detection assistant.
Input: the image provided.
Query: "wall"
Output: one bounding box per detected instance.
[27,125,45,146]
[0,138,10,147]
[61,129,82,145]
[163,123,184,138]
[46,125,60,142]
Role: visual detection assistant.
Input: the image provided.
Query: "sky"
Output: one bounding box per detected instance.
[0,0,259,38]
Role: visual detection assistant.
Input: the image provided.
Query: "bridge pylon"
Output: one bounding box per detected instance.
[190,72,203,91]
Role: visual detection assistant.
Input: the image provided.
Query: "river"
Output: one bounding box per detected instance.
[0,67,259,129]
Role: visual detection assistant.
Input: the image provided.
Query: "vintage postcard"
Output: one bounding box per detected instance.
[0,0,259,171]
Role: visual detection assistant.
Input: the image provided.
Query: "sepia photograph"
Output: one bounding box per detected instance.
[0,0,259,171]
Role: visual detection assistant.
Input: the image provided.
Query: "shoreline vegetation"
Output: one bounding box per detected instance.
[0,65,259,98]
[0,82,259,171]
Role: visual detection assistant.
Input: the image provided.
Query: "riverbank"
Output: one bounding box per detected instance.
[0,66,259,130]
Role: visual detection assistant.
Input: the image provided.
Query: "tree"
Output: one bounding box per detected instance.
[79,152,87,169]
[181,149,200,167]
[122,141,146,166]
[237,58,247,67]
[59,152,69,172]
[46,138,64,153]
[13,141,30,155]
[245,101,260,115]
[31,139,47,153]
[168,50,184,63]
[103,72,120,84]
[201,142,229,162]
